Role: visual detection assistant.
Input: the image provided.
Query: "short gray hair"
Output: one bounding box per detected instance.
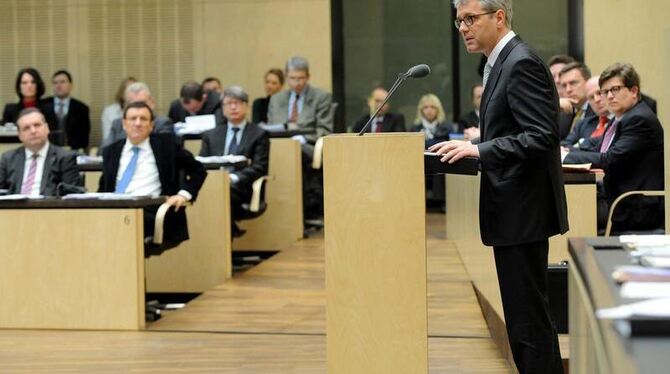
[285,56,310,74]
[222,85,249,103]
[452,0,513,29]
[124,81,152,101]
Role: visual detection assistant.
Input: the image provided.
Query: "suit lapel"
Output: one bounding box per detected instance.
[40,145,57,193]
[480,36,523,135]
[12,148,26,192]
[107,141,124,190]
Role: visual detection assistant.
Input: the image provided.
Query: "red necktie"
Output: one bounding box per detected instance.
[375,116,384,132]
[590,116,608,138]
[289,95,299,123]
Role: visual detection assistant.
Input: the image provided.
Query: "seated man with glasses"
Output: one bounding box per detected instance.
[350,86,405,133]
[563,63,664,233]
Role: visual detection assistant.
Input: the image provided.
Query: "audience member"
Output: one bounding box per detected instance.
[167,81,222,124]
[252,68,285,124]
[43,70,90,151]
[410,94,451,147]
[458,84,483,131]
[200,86,270,237]
[202,77,223,94]
[0,108,80,196]
[562,75,610,148]
[558,61,591,139]
[563,63,664,233]
[547,54,575,98]
[267,56,333,221]
[101,82,173,148]
[99,101,207,255]
[2,68,57,131]
[351,87,405,133]
[101,77,136,142]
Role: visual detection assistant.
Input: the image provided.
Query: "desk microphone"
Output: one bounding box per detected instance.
[358,64,431,135]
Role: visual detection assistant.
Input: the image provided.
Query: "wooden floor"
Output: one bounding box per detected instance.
[0,213,510,373]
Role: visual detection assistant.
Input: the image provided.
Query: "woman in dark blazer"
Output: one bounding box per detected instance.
[410,93,453,147]
[2,68,56,130]
[251,68,284,124]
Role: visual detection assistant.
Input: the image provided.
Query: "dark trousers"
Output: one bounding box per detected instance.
[493,239,563,374]
[301,143,323,219]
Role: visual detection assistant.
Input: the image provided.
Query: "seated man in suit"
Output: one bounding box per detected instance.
[202,77,223,94]
[167,81,223,124]
[99,101,207,255]
[267,56,333,222]
[0,107,80,196]
[101,82,174,149]
[200,86,270,237]
[351,87,405,133]
[457,83,483,131]
[558,61,592,140]
[562,75,611,148]
[563,63,664,233]
[44,70,91,152]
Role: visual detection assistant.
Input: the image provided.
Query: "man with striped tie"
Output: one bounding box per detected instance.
[99,101,207,255]
[0,107,80,196]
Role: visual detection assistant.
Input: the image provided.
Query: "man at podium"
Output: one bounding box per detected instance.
[430,1,568,373]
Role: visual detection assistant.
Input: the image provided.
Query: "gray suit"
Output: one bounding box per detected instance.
[267,85,333,148]
[100,116,174,149]
[0,143,81,195]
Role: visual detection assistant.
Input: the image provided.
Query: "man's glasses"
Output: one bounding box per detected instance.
[600,85,626,97]
[454,11,496,29]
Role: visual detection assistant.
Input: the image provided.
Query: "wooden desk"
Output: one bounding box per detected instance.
[569,237,670,374]
[0,132,20,156]
[446,171,599,366]
[0,197,163,330]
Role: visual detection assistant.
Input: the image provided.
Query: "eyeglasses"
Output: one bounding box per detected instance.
[454,11,496,29]
[600,85,627,97]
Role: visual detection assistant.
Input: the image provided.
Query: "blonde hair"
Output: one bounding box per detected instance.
[415,94,446,124]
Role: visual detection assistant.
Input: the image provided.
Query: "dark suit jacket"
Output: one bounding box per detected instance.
[475,35,568,246]
[351,112,406,133]
[251,96,271,124]
[99,133,207,243]
[410,121,452,147]
[167,91,223,124]
[458,110,480,131]
[0,143,80,195]
[564,101,664,231]
[2,99,57,134]
[200,122,270,191]
[44,96,91,150]
[561,106,596,147]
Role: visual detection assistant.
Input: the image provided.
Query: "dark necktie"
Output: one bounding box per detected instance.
[375,116,384,132]
[228,127,240,155]
[289,95,300,123]
[599,120,618,153]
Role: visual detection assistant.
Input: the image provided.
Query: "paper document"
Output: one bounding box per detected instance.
[175,114,216,134]
[612,265,670,283]
[0,194,45,201]
[260,123,287,132]
[621,282,670,299]
[62,193,151,200]
[76,155,103,164]
[597,297,670,319]
[195,155,248,164]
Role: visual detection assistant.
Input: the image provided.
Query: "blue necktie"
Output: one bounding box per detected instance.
[227,127,240,155]
[115,146,140,193]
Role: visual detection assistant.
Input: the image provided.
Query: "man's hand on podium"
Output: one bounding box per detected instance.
[428,140,480,164]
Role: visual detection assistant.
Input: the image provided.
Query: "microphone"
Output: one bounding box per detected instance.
[358,64,431,135]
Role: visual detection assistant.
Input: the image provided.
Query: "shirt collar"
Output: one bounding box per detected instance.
[487,30,516,67]
[291,86,309,99]
[123,137,151,152]
[229,121,247,133]
[24,142,50,158]
[54,96,71,105]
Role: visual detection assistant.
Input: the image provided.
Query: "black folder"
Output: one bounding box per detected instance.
[424,152,479,176]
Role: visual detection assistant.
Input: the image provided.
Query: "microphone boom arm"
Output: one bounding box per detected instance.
[357,72,408,136]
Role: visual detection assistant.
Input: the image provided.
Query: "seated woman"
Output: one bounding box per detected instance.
[410,93,453,147]
[411,94,454,210]
[252,68,284,124]
[2,68,57,136]
[100,76,136,143]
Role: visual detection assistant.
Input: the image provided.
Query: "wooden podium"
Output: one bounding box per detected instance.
[323,133,428,374]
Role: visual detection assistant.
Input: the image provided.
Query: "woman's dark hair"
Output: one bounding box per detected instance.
[15,68,45,100]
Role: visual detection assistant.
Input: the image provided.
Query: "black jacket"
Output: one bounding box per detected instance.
[351,112,406,133]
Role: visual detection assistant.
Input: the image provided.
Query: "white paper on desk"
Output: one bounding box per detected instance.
[195,155,248,164]
[640,256,670,268]
[175,114,216,134]
[259,123,287,132]
[621,282,670,299]
[597,297,670,319]
[0,194,44,200]
[62,192,113,200]
[621,235,670,247]
[76,155,103,164]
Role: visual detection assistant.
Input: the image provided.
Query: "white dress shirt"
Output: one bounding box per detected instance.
[116,138,161,197]
[487,30,516,66]
[22,142,50,196]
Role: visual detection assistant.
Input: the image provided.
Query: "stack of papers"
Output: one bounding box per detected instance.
[76,155,103,164]
[0,194,45,201]
[259,123,287,132]
[195,155,248,164]
[174,114,216,135]
[62,193,152,200]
